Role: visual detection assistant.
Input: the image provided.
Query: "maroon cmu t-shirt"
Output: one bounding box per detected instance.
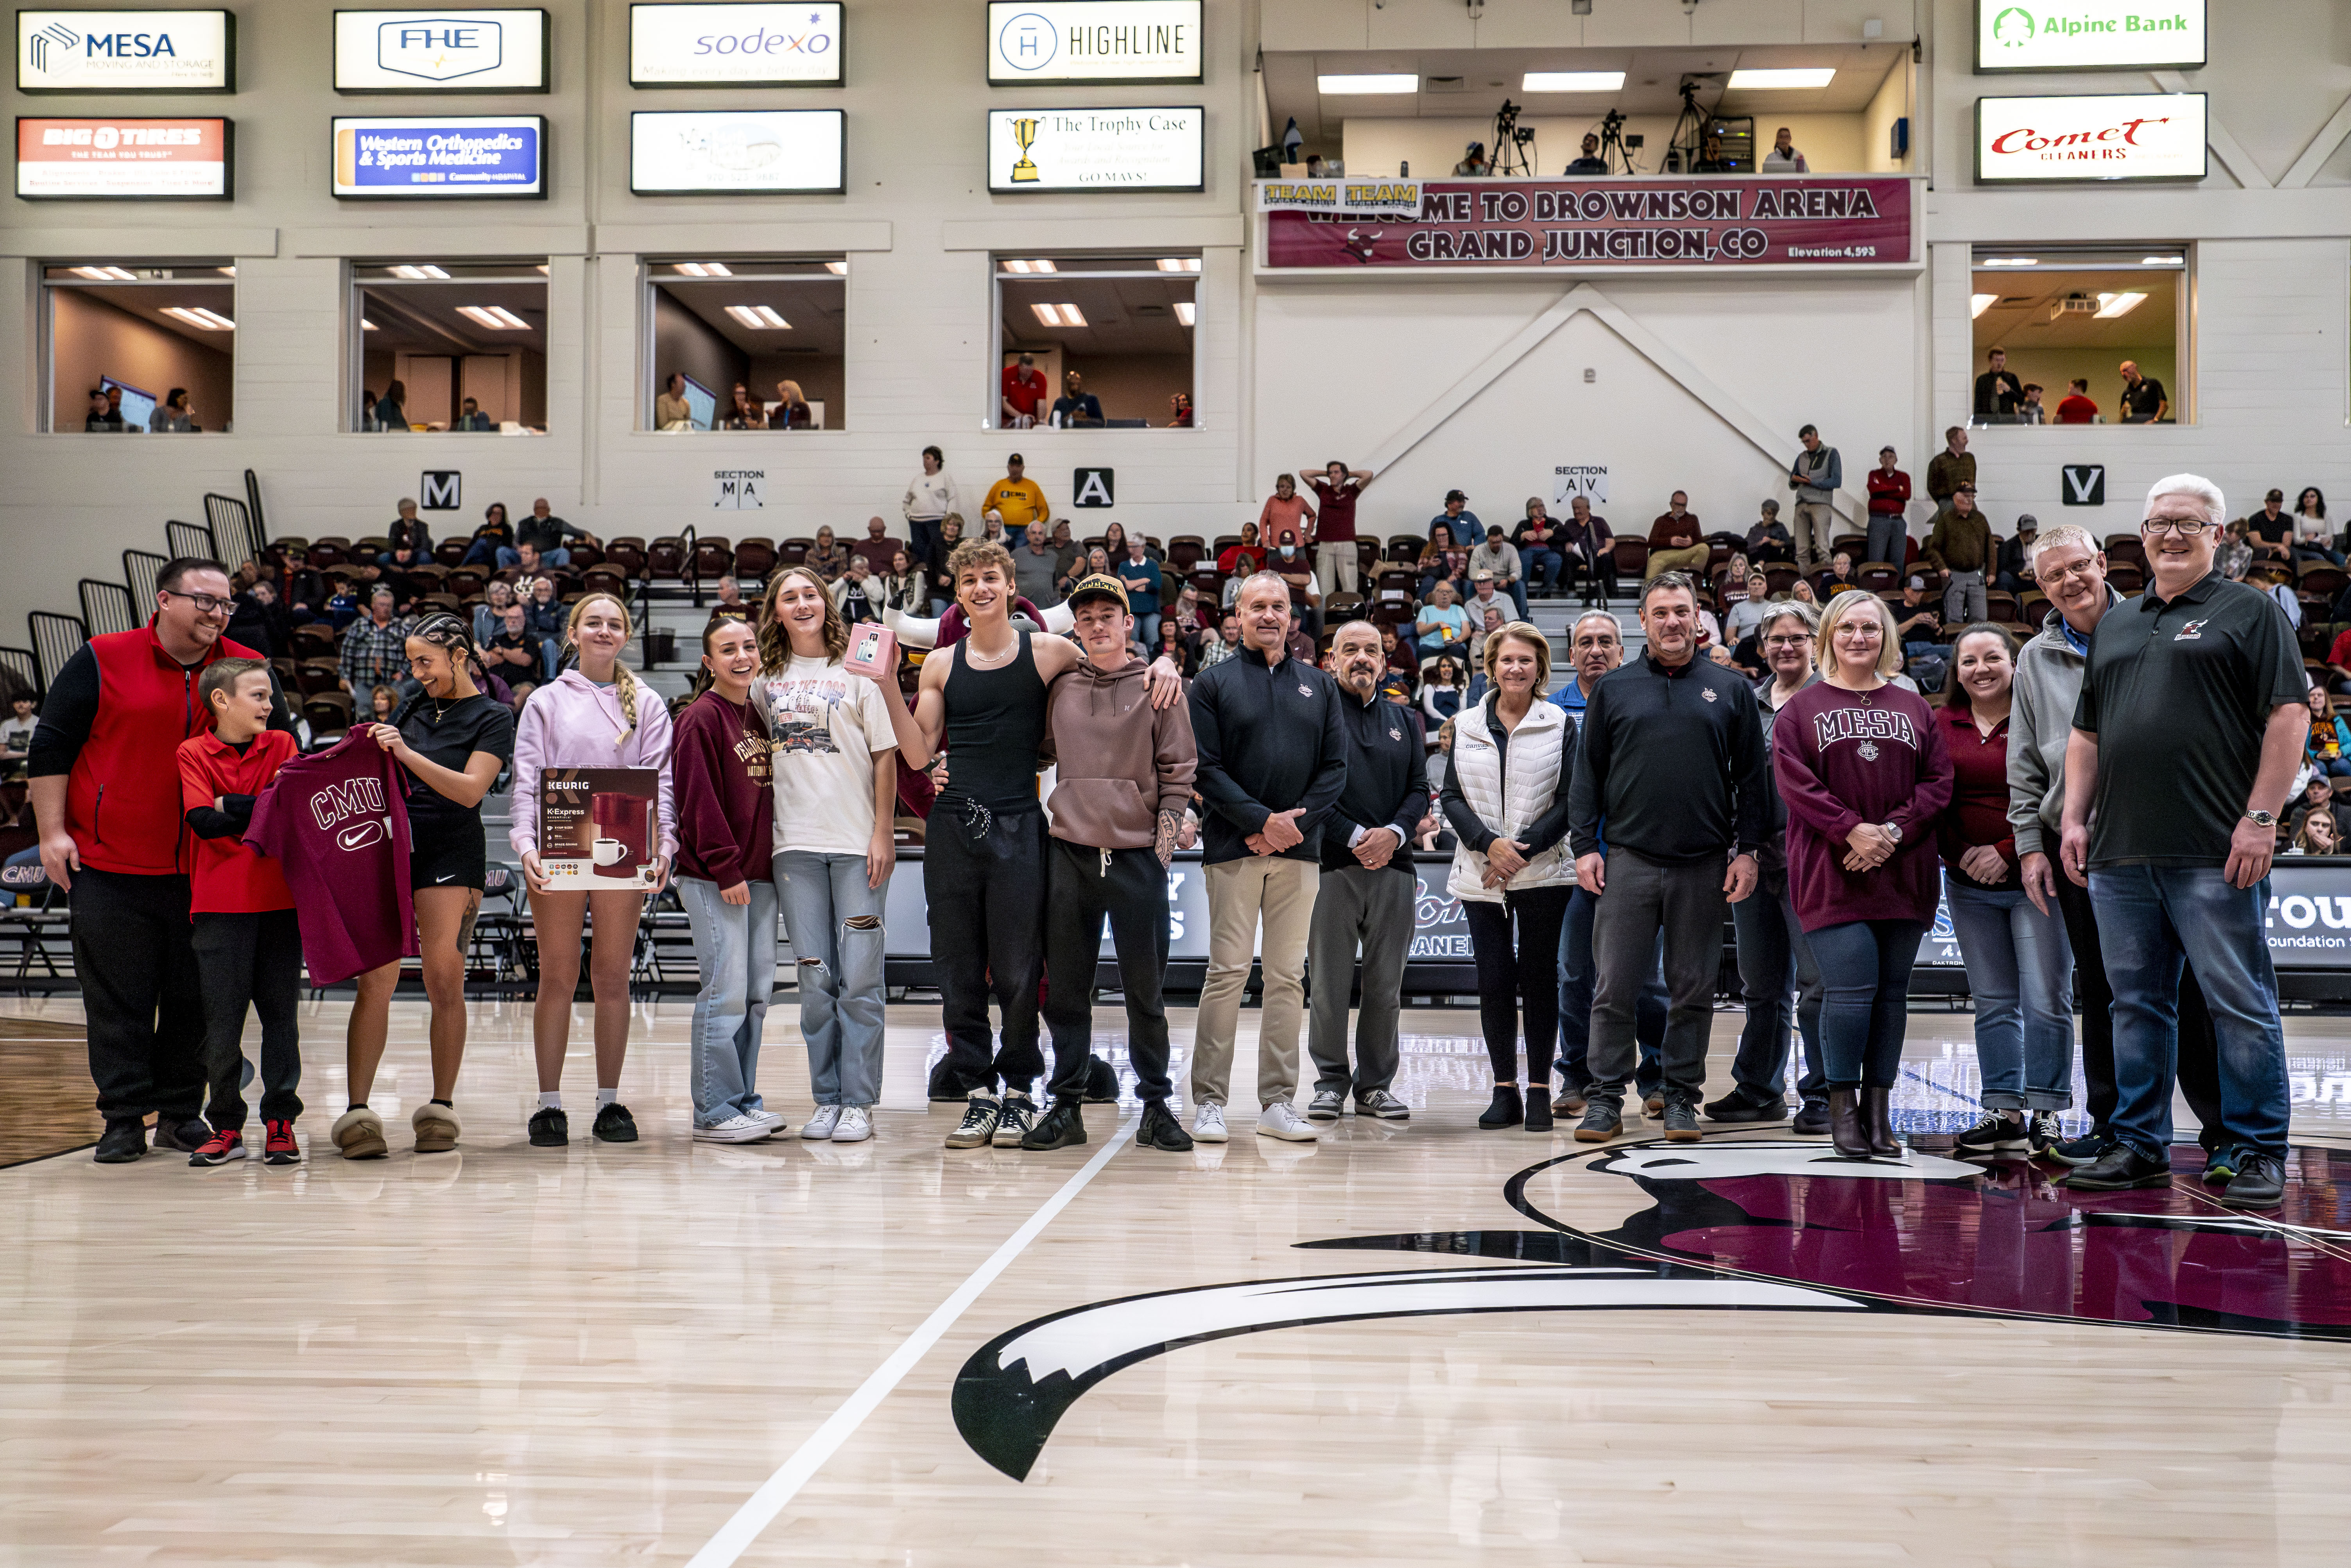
[1310,478,1359,543]
[245,732,419,985]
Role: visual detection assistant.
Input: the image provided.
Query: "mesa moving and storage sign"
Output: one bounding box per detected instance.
[333,9,548,91]
[332,115,545,197]
[630,109,844,193]
[1975,0,2205,72]
[16,9,233,91]
[16,115,230,198]
[629,2,842,87]
[987,106,1201,191]
[1975,93,2206,183]
[987,0,1201,84]
[1260,177,1914,270]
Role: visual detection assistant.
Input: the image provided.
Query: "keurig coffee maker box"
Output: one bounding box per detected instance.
[537,767,661,890]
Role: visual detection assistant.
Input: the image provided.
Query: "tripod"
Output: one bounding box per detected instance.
[1491,99,1538,177]
[1598,109,1636,174]
[1666,81,1710,172]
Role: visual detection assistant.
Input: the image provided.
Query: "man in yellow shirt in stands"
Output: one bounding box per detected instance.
[985,454,1050,549]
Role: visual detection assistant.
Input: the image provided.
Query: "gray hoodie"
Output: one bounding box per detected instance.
[2006,587,2120,857]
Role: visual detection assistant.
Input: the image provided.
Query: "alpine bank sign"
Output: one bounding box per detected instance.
[16,10,233,91]
[1975,93,2206,183]
[1974,1,2205,72]
[333,9,550,92]
[630,3,843,86]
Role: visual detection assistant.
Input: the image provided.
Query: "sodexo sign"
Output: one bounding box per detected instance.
[1975,1,2205,72]
[16,9,233,91]
[630,3,843,86]
[987,0,1202,85]
[333,9,550,92]
[1975,93,2206,183]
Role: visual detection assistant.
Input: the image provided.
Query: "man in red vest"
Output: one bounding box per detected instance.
[30,557,289,1163]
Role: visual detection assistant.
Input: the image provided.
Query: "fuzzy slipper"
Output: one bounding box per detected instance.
[411,1102,461,1154]
[332,1106,388,1160]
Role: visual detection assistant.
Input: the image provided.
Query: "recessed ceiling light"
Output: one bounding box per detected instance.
[1030,303,1087,328]
[1727,67,1836,89]
[824,260,847,274]
[1157,258,1201,272]
[675,262,732,277]
[455,305,529,329]
[1319,73,1417,94]
[1002,258,1058,274]
[161,305,234,330]
[724,304,792,329]
[2094,291,2147,318]
[1980,256,2039,267]
[1174,301,1195,326]
[389,264,450,279]
[2140,255,2182,266]
[1523,71,1625,92]
[1971,293,1999,319]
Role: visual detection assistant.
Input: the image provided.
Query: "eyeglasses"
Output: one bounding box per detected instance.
[160,589,234,617]
[1763,634,1811,648]
[2035,558,2101,584]
[2142,517,2211,536]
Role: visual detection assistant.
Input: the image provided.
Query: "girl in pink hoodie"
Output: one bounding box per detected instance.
[509,593,676,1148]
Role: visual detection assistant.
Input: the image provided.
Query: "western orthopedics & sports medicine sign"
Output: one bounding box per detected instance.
[1974,0,2205,72]
[1974,93,2206,183]
[15,115,231,197]
[987,0,1202,84]
[332,9,548,92]
[332,115,545,197]
[629,2,842,86]
[987,105,1201,191]
[630,109,844,193]
[16,9,232,91]
[1258,178,1915,271]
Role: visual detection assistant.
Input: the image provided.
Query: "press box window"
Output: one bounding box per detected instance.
[41,262,237,434]
[994,256,1197,430]
[351,261,549,433]
[1969,247,2188,426]
[644,259,847,431]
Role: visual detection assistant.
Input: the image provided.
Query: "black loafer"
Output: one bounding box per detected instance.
[93,1120,147,1164]
[528,1107,569,1147]
[1790,1098,1831,1135]
[2220,1151,2286,1210]
[1137,1100,1194,1152]
[2060,1143,2172,1191]
[591,1103,639,1143]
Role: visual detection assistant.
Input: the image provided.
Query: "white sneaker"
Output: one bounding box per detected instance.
[800,1104,843,1140]
[750,1108,787,1133]
[1191,1103,1228,1143]
[694,1114,772,1143]
[1256,1101,1319,1142]
[832,1105,873,1143]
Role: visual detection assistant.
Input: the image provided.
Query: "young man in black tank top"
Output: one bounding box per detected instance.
[882,539,1184,1148]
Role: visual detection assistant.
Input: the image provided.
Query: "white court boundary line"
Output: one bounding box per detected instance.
[686,1116,1136,1566]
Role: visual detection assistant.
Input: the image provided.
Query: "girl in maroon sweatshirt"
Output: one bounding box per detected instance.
[1773,590,1953,1158]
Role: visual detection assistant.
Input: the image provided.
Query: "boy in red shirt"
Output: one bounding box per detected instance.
[176,659,304,1167]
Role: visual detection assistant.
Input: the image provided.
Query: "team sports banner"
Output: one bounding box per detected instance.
[1258,176,1914,270]
[16,115,230,197]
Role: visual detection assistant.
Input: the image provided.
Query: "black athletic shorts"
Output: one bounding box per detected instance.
[409,819,487,891]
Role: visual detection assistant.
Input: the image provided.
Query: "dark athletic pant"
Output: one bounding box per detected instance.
[191,909,305,1130]
[1463,885,1572,1086]
[1042,839,1173,1104]
[72,867,206,1126]
[925,803,1048,1097]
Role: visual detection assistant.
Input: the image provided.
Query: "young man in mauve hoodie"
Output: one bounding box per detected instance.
[1024,573,1199,1153]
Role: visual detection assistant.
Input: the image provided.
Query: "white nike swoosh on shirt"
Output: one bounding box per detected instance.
[436,873,457,883]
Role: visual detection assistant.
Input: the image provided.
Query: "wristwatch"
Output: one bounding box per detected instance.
[2245,809,2278,828]
[1883,821,1903,842]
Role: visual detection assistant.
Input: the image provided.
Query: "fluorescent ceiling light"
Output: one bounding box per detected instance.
[1157,257,1201,272]
[2140,255,2182,265]
[1174,301,1195,326]
[1002,258,1057,274]
[824,261,847,274]
[1523,71,1624,92]
[362,318,378,330]
[1979,256,2038,267]
[1030,302,1087,328]
[1971,293,1999,319]
[1727,68,1835,89]
[724,304,792,329]
[534,264,549,274]
[389,264,450,279]
[1319,73,1417,94]
[161,305,234,330]
[675,262,731,277]
[2094,291,2147,318]
[455,305,529,330]
[217,266,235,277]
[72,265,136,281]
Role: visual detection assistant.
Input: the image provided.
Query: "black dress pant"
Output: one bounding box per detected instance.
[2054,869,2222,1142]
[1042,839,1173,1104]
[191,909,305,1129]
[925,802,1048,1097]
[71,867,206,1125]
[1463,884,1572,1086]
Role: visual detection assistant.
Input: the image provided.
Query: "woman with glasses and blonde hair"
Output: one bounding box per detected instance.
[1772,589,1953,1159]
[510,592,676,1149]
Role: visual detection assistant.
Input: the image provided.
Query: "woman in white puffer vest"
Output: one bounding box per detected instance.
[1438,622,1578,1136]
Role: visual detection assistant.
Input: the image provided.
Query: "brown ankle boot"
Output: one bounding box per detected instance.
[1860,1086,1900,1158]
[1828,1088,1869,1158]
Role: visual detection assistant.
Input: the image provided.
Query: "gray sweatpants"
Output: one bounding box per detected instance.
[1587,847,1729,1102]
[1306,864,1416,1099]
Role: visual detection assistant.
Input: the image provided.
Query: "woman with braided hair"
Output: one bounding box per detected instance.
[510,592,677,1148]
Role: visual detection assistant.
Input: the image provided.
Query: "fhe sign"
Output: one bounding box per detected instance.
[16,9,233,91]
[629,3,843,86]
[1975,93,2206,182]
[333,9,550,92]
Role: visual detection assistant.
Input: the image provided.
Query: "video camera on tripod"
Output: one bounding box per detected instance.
[1490,97,1537,177]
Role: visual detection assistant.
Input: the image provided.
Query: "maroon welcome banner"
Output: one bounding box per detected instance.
[1261,177,1914,270]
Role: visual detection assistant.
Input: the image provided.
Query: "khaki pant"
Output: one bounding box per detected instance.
[1191,856,1321,1108]
[1791,500,1835,567]
[1315,545,1359,599]
[1646,543,1710,580]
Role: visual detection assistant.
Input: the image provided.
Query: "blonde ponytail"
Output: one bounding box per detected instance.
[614,661,639,739]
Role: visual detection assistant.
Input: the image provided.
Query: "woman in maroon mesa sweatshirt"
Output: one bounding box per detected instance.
[1774,589,1953,1159]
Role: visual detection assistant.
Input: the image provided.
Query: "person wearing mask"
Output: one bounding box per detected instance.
[2117,360,2169,425]
[1258,472,1315,550]
[1470,527,1529,620]
[984,454,1049,548]
[1925,484,1993,625]
[1994,514,2038,593]
[1441,623,1577,1134]
[1116,535,1164,649]
[1566,573,1767,1142]
[1513,499,1566,597]
[1301,461,1374,599]
[1865,447,1910,571]
[1645,492,1709,579]
[1759,126,1808,171]
[149,388,196,433]
[1186,573,1349,1144]
[1000,353,1047,428]
[510,595,676,1150]
[373,379,408,432]
[1559,495,1618,602]
[1745,499,1794,565]
[1773,591,1953,1158]
[1973,347,2025,423]
[1026,575,1199,1152]
[902,446,964,575]
[2056,475,2303,1208]
[1925,426,1975,513]
[1305,622,1429,1125]
[1268,538,1319,638]
[1787,425,1842,570]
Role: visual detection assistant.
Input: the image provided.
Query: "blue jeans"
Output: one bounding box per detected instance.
[1556,885,1664,1095]
[1810,919,1927,1090]
[495,546,570,568]
[2088,864,2290,1159]
[677,876,778,1126]
[774,850,888,1107]
[1946,879,2074,1112]
[459,538,500,568]
[1865,513,1905,570]
[1728,878,1825,1104]
[2316,758,2351,778]
[1522,548,1563,593]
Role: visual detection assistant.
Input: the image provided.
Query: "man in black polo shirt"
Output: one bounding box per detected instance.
[1565,571,1767,1143]
[2059,473,2305,1208]
[1305,621,1429,1124]
[2118,360,2169,425]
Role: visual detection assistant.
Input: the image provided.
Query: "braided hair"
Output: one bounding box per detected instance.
[394,610,481,713]
[565,592,640,738]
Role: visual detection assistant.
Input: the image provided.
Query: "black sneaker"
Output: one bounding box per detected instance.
[2220,1151,2286,1210]
[591,1103,639,1143]
[1703,1089,1784,1124]
[991,1093,1038,1148]
[2060,1144,2173,1191]
[529,1107,568,1147]
[1355,1088,1410,1121]
[1573,1097,1624,1143]
[1082,1055,1121,1104]
[1019,1099,1088,1151]
[2027,1112,2063,1157]
[2045,1130,2114,1168]
[1951,1110,2029,1156]
[1137,1099,1195,1152]
[1658,1092,1701,1143]
[1791,1098,1831,1136]
[93,1120,146,1163]
[151,1116,210,1154]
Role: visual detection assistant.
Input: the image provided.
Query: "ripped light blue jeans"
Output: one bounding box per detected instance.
[774,850,889,1106]
[677,876,778,1127]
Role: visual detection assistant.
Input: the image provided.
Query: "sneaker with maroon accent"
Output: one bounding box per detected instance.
[262,1120,301,1166]
[189,1128,247,1167]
